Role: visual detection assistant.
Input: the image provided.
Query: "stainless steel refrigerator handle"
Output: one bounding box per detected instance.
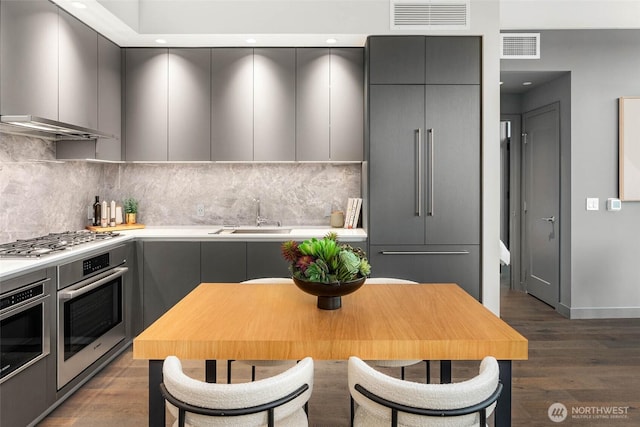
[415,128,422,217]
[428,128,434,216]
[380,251,470,255]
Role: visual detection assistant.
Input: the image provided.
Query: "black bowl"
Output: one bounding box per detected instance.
[292,276,366,310]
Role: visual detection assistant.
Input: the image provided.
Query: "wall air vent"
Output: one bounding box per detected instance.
[390,0,470,30]
[500,33,540,59]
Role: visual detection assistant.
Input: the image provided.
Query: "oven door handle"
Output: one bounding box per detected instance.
[58,267,128,301]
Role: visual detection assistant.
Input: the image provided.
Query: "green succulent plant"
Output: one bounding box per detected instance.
[282,233,371,284]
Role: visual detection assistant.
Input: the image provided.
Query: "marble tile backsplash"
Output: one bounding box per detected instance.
[0,134,362,243]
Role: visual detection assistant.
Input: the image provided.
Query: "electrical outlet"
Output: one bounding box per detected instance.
[324,203,332,217]
[196,204,205,217]
[87,206,93,220]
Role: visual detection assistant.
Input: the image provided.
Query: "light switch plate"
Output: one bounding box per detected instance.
[586,198,599,211]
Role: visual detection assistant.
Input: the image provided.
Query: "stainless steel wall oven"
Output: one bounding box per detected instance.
[0,276,51,384]
[57,245,127,389]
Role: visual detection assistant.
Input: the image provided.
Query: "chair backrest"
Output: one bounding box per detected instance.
[365,277,418,284]
[242,278,294,284]
[163,356,313,426]
[348,356,499,427]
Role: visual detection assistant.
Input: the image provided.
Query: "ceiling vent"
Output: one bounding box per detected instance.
[390,0,470,30]
[500,33,540,59]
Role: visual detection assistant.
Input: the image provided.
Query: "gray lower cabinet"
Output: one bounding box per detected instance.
[142,241,201,327]
[0,0,58,118]
[201,242,247,282]
[246,242,291,279]
[368,245,480,299]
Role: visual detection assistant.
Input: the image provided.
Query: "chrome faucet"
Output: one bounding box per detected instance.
[255,198,268,227]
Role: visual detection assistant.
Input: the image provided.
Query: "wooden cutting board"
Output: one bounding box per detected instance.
[86,224,145,232]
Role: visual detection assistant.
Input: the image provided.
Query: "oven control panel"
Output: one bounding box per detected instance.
[0,282,44,311]
[82,253,110,276]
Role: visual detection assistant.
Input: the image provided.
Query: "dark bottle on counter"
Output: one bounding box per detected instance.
[93,196,101,226]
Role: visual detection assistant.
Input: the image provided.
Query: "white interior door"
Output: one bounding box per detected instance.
[522,103,560,307]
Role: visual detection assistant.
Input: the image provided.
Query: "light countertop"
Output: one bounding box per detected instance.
[0,226,366,281]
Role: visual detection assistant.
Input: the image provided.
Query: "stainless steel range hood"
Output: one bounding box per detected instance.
[0,115,115,141]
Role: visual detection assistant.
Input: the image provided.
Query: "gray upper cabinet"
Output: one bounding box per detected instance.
[125,49,169,161]
[211,48,254,161]
[59,11,98,129]
[425,37,481,85]
[0,0,58,118]
[253,48,296,161]
[296,48,331,161]
[96,35,122,161]
[168,48,211,161]
[296,48,364,161]
[368,36,425,85]
[329,48,364,161]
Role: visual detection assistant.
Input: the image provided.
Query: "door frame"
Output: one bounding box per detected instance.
[500,114,524,292]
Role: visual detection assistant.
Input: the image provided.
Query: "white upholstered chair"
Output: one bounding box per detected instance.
[227,278,295,383]
[348,355,502,427]
[161,356,314,427]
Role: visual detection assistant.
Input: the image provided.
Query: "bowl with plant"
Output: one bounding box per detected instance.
[281,232,371,310]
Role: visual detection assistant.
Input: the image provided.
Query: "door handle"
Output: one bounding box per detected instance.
[415,128,422,217]
[428,128,434,216]
[542,216,556,223]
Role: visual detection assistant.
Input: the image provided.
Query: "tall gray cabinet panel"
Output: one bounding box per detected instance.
[425,85,480,244]
[96,35,122,161]
[168,48,211,160]
[211,48,254,161]
[253,48,296,161]
[125,49,169,161]
[369,85,425,245]
[368,36,425,85]
[425,37,481,85]
[142,241,201,327]
[296,48,331,161]
[367,36,481,299]
[58,11,98,129]
[330,48,364,161]
[0,0,58,118]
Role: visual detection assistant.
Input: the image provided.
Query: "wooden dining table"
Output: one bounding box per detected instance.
[133,282,528,427]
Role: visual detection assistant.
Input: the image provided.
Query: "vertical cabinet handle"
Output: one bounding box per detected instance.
[415,129,422,217]
[428,128,434,216]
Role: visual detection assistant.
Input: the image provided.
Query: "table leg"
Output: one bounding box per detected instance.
[205,360,217,383]
[496,360,512,427]
[440,360,452,383]
[148,360,164,427]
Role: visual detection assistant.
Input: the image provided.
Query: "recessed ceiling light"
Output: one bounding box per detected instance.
[155,39,167,44]
[326,38,337,44]
[71,1,87,9]
[246,38,257,44]
[522,81,533,86]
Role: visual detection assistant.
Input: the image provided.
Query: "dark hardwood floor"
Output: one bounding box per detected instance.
[37,286,640,426]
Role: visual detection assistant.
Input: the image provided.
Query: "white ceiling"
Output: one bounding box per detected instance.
[52,0,640,48]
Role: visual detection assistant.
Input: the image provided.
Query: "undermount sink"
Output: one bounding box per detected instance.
[213,228,292,235]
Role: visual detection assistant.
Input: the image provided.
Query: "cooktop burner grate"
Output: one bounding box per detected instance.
[0,230,120,258]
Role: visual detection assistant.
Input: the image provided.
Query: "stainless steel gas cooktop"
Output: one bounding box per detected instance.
[0,230,120,258]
